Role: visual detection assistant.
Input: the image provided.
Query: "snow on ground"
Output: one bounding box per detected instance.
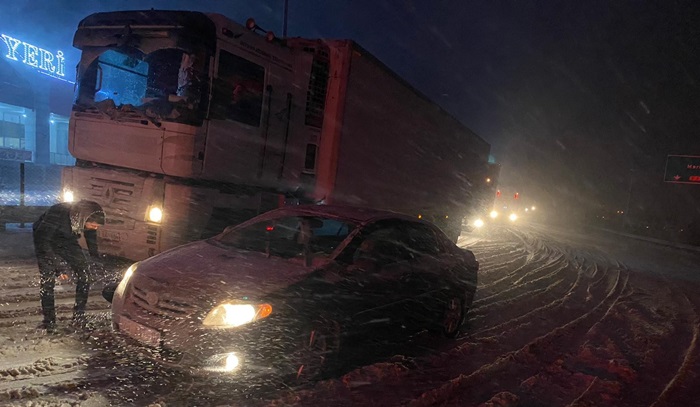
[0,223,699,406]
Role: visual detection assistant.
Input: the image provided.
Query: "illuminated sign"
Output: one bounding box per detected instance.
[1,34,65,77]
[664,155,700,184]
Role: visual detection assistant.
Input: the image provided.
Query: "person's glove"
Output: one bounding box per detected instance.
[54,260,71,282]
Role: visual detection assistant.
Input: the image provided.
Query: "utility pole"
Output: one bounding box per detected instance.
[283,0,289,37]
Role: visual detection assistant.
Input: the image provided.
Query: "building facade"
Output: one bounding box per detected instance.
[0,33,74,205]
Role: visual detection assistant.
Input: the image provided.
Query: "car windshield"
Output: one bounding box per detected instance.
[215,215,356,260]
[75,47,207,124]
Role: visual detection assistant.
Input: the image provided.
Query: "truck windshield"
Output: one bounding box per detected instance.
[76,47,207,125]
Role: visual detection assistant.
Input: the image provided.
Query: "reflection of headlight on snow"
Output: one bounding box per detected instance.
[62,189,74,203]
[473,219,485,228]
[147,206,163,223]
[203,303,273,328]
[115,263,138,298]
[509,213,518,222]
[489,210,498,219]
[204,352,241,372]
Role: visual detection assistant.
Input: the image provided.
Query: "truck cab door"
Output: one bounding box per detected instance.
[203,46,303,187]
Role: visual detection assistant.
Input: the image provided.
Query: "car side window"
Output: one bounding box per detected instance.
[337,220,410,267]
[402,222,442,256]
[355,233,410,266]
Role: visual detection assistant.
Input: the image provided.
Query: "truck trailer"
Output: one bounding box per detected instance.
[62,10,492,260]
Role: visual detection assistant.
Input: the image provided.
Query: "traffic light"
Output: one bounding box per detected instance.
[496,190,501,198]
[514,192,519,199]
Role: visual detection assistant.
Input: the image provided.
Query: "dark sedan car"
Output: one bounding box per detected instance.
[108,205,479,380]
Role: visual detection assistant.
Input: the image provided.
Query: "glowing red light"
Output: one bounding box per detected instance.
[266,226,274,231]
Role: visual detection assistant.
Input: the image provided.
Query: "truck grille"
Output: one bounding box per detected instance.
[74,174,137,226]
[130,283,197,319]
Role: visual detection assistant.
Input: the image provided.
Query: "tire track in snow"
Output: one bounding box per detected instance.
[406,248,629,406]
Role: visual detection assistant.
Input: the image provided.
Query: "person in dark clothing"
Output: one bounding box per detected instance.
[33,200,106,332]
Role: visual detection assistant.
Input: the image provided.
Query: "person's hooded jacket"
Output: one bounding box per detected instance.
[33,200,105,261]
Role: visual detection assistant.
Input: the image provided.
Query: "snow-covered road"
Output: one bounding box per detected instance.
[1,224,698,406]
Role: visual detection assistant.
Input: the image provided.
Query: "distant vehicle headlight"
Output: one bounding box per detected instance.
[115,263,138,298]
[203,303,273,328]
[509,213,518,222]
[147,206,163,223]
[473,219,485,228]
[489,210,498,219]
[62,189,74,203]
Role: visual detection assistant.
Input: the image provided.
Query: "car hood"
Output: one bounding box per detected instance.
[135,240,314,300]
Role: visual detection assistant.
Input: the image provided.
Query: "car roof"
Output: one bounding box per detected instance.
[252,204,423,225]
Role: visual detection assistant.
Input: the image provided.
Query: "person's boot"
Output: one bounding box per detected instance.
[39,305,57,334]
[37,320,56,333]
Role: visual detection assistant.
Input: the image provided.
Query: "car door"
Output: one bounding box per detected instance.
[399,221,458,328]
[333,221,417,335]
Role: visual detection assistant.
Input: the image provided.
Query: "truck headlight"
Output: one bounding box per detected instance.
[62,189,74,203]
[202,303,273,328]
[147,206,163,223]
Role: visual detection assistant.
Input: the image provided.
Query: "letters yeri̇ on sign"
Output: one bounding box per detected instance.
[1,34,66,78]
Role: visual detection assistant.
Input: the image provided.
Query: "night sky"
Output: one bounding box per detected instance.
[2,0,699,226]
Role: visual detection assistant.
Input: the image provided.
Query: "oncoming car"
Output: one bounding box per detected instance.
[107,205,479,380]
[465,209,519,231]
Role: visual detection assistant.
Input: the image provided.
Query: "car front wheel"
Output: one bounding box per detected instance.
[441,293,465,338]
[289,317,341,384]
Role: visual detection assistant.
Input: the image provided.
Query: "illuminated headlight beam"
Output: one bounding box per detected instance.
[62,189,74,202]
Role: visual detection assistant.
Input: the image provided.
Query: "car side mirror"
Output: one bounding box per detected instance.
[102,282,117,303]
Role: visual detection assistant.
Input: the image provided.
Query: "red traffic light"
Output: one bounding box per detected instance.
[496,190,501,197]
[514,192,519,199]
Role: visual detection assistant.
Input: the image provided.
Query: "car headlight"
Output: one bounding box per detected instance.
[114,263,138,298]
[509,213,518,222]
[473,219,485,228]
[202,303,273,328]
[489,210,498,219]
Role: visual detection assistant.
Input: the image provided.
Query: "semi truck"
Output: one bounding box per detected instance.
[62,10,492,261]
